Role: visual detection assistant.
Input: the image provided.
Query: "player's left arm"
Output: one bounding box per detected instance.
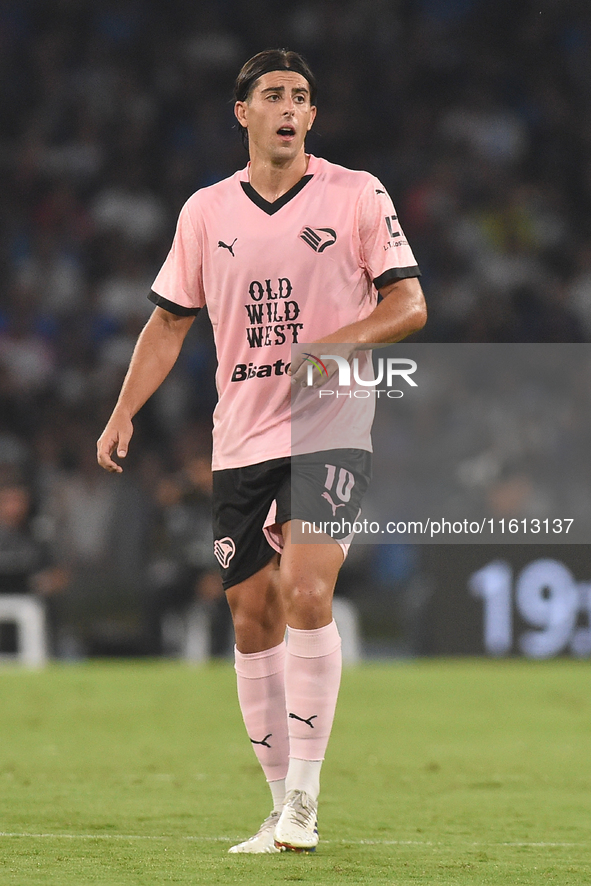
[315,275,426,346]
[289,276,426,384]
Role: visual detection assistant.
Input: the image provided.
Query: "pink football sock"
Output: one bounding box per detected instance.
[234,641,289,783]
[284,619,342,762]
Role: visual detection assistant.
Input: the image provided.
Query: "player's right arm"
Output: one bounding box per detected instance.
[97,306,195,473]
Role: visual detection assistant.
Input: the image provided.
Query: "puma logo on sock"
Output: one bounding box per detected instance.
[289,713,317,729]
[250,733,272,748]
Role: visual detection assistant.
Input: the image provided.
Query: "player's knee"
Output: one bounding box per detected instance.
[284,580,331,616]
[231,605,286,653]
[228,595,280,634]
[229,604,263,635]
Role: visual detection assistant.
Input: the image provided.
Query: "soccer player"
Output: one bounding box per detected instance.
[97,49,426,853]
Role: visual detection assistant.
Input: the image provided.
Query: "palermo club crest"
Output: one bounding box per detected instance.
[214,537,236,568]
[299,226,337,253]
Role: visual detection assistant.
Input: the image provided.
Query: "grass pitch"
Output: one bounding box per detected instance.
[0,658,590,885]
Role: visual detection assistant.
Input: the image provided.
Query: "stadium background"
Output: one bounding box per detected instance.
[1,0,590,660]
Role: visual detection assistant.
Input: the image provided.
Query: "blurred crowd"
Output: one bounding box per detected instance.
[1,0,590,655]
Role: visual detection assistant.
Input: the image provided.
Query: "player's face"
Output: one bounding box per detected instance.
[235,71,316,163]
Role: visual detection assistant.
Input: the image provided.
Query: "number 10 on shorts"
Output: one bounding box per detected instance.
[324,464,355,502]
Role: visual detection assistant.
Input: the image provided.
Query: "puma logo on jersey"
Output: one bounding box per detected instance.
[218,238,237,256]
[214,537,236,568]
[299,226,337,253]
[321,491,347,517]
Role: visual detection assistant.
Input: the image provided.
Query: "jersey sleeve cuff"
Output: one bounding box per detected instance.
[148,290,201,316]
[373,266,421,290]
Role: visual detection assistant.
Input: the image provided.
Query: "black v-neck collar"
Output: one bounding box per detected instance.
[241,174,313,215]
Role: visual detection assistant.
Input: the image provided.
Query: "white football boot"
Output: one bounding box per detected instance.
[228,811,285,854]
[273,790,319,852]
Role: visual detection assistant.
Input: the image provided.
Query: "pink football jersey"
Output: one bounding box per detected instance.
[151,155,420,470]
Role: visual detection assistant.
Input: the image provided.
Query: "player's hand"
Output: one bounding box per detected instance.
[97,412,134,473]
[289,343,358,387]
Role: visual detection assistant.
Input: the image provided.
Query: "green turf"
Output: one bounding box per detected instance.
[0,659,590,885]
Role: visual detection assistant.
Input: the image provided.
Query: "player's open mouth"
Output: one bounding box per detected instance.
[277,126,296,139]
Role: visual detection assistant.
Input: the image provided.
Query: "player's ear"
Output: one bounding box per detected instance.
[307,106,317,130]
[235,101,247,127]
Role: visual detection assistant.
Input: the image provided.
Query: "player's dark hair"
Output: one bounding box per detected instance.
[234,49,317,147]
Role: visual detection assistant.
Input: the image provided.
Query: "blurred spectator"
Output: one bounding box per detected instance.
[0,473,67,654]
[146,441,231,658]
[47,426,153,655]
[92,166,166,248]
